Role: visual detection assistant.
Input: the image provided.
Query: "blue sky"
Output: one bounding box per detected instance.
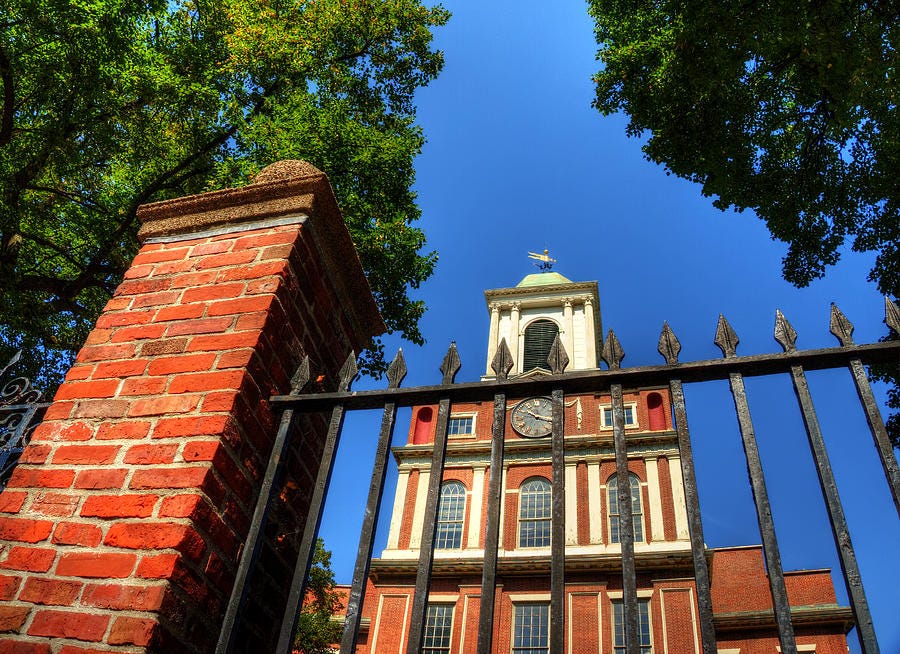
[319,1,899,650]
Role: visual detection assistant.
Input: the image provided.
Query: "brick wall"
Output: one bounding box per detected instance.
[0,161,384,653]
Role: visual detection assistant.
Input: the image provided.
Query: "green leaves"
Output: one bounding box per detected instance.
[0,0,448,388]
[589,0,900,296]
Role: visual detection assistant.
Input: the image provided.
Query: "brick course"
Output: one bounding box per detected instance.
[0,163,383,653]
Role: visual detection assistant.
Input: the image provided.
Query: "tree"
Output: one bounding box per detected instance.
[588,0,900,444]
[0,0,450,389]
[294,538,343,654]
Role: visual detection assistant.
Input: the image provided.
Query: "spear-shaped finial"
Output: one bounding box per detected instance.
[886,297,900,336]
[0,350,22,381]
[440,342,461,385]
[289,356,311,394]
[829,303,855,346]
[773,309,798,353]
[602,329,625,370]
[657,322,681,365]
[386,349,407,389]
[547,333,569,374]
[491,338,514,380]
[714,314,739,358]
[337,352,358,392]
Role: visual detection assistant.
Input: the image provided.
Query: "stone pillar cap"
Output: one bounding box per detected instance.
[136,160,386,346]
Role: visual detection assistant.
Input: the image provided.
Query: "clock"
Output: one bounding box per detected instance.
[511,396,554,438]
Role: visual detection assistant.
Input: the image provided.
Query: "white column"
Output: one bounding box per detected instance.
[469,465,486,548]
[486,302,501,375]
[387,468,411,550]
[563,298,575,368]
[509,302,521,374]
[565,462,578,545]
[583,296,597,368]
[645,457,666,542]
[587,460,602,544]
[499,464,509,551]
[409,468,430,549]
[668,455,690,540]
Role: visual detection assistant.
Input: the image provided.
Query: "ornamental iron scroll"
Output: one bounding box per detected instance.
[0,351,49,490]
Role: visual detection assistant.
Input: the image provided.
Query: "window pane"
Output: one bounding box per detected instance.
[448,416,473,436]
[612,599,652,654]
[602,405,636,427]
[608,474,643,543]
[513,603,549,654]
[519,479,551,547]
[435,482,465,549]
[423,604,453,654]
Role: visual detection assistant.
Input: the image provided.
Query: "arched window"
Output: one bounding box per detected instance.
[523,319,559,372]
[519,478,551,547]
[607,473,644,543]
[435,481,466,549]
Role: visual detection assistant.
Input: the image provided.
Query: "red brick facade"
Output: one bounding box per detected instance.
[358,273,851,653]
[0,162,383,653]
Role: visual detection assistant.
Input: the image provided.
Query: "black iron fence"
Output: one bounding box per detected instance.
[217,302,900,654]
[0,351,49,491]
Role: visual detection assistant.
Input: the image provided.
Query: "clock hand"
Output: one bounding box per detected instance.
[526,410,552,422]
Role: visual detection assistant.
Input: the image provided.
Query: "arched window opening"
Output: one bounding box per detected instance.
[523,319,559,372]
[435,481,466,549]
[413,407,434,444]
[647,392,666,431]
[607,473,644,543]
[519,478,551,547]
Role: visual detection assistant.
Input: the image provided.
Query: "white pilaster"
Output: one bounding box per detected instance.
[499,464,509,551]
[565,462,578,544]
[584,296,597,368]
[645,457,666,542]
[587,460,602,544]
[409,469,430,549]
[486,302,501,374]
[387,468,411,550]
[469,465,486,548]
[563,298,575,368]
[668,455,690,540]
[509,302,521,373]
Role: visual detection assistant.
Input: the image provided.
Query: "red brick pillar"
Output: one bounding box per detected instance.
[0,161,384,653]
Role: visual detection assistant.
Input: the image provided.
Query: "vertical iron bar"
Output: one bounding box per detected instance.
[216,405,299,654]
[788,365,879,652]
[406,397,452,654]
[668,380,717,654]
[726,372,797,654]
[550,387,565,654]
[276,400,350,652]
[847,358,900,516]
[339,400,399,652]
[611,383,638,654]
[476,392,507,654]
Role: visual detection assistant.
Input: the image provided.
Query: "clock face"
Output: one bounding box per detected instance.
[511,396,554,438]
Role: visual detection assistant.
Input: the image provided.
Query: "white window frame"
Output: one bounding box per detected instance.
[448,413,477,439]
[518,478,552,549]
[609,593,653,654]
[511,600,550,654]
[600,403,638,429]
[435,481,466,549]
[607,473,645,544]
[422,603,455,654]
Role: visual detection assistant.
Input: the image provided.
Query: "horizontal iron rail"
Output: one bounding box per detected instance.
[271,341,900,411]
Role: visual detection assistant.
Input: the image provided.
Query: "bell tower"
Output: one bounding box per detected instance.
[483,271,601,377]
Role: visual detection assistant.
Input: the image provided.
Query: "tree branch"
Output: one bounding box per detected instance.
[0,45,15,147]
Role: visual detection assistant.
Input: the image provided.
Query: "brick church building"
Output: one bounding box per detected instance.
[354,271,853,653]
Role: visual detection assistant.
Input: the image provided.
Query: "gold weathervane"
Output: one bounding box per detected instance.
[527,249,556,271]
